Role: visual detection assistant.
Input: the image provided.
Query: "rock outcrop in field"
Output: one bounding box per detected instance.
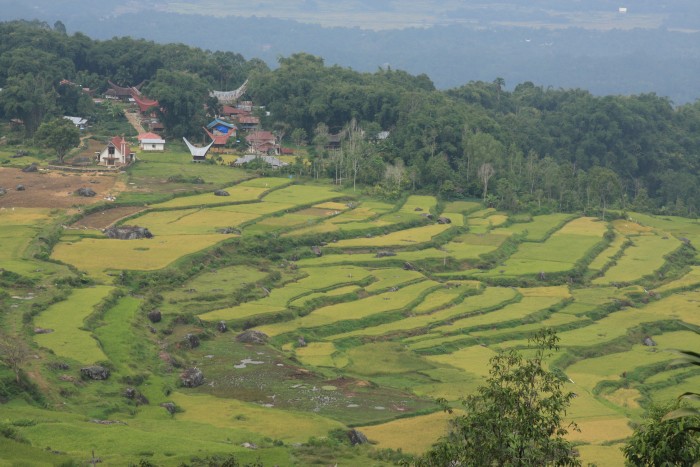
[104,225,153,239]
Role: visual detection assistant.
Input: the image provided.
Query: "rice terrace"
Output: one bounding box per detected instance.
[1,147,699,465]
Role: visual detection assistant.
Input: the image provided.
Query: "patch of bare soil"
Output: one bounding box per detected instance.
[0,167,120,209]
[72,206,146,229]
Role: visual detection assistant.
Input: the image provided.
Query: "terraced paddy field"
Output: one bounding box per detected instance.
[33,286,114,364]
[151,177,291,208]
[0,207,74,278]
[282,202,396,236]
[52,233,236,279]
[593,226,682,285]
[492,213,574,241]
[2,171,700,465]
[331,223,451,248]
[629,212,700,259]
[473,217,607,279]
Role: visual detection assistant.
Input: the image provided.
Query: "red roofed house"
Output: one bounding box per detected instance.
[137,132,166,151]
[97,136,134,166]
[132,94,159,115]
[246,131,280,155]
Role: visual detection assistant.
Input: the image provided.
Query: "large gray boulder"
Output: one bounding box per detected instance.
[375,251,396,258]
[180,367,204,388]
[80,365,110,380]
[183,333,200,349]
[75,187,96,197]
[347,429,369,445]
[217,227,240,234]
[21,163,38,173]
[104,226,153,240]
[160,402,178,414]
[124,387,149,405]
[147,310,162,323]
[214,190,230,196]
[236,330,268,345]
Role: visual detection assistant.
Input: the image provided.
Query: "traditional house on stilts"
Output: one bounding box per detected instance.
[210,79,249,105]
[106,80,144,101]
[132,94,159,116]
[183,137,215,163]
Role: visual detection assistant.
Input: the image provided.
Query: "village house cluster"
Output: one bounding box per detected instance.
[62,78,289,168]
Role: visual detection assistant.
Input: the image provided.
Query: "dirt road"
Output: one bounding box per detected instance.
[124,108,146,134]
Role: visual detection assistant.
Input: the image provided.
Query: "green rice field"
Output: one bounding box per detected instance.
[2,170,699,466]
[34,286,114,364]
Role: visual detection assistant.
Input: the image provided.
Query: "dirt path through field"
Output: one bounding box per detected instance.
[124,108,145,134]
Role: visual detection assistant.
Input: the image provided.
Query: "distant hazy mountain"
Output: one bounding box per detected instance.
[2,0,699,103]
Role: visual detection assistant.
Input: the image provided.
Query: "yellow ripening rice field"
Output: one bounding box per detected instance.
[400,195,437,213]
[357,411,454,454]
[588,231,627,272]
[492,213,573,241]
[294,342,338,367]
[255,280,438,336]
[169,392,344,442]
[52,234,233,279]
[150,177,290,208]
[653,265,700,293]
[327,285,514,340]
[332,223,451,248]
[593,232,681,284]
[261,184,341,204]
[557,290,700,346]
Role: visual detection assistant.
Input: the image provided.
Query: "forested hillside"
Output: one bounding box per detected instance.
[1,19,700,216]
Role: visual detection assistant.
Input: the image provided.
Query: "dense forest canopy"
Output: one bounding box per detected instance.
[1,19,700,216]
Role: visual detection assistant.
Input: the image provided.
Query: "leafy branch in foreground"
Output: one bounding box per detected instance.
[624,401,700,466]
[416,328,580,466]
[664,325,700,422]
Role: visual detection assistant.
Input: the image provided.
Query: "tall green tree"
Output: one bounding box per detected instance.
[35,117,80,163]
[623,401,700,466]
[588,166,621,220]
[0,73,57,136]
[144,69,209,139]
[417,329,580,467]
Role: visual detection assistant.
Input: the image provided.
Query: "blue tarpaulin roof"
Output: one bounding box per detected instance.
[207,118,236,133]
